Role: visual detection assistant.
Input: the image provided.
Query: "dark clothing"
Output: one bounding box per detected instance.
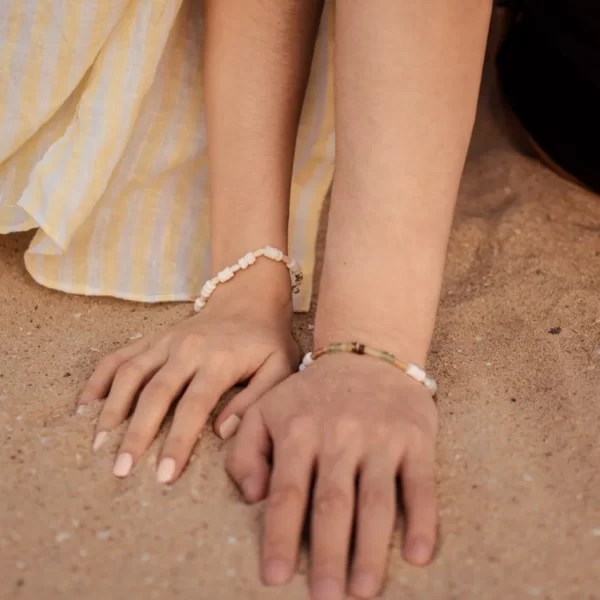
[497,0,600,193]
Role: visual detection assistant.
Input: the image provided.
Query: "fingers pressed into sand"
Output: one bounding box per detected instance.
[401,450,437,566]
[309,452,358,600]
[79,339,149,405]
[112,360,196,478]
[226,407,272,503]
[215,353,294,440]
[261,428,316,586]
[349,456,398,599]
[157,369,233,484]
[94,347,167,451]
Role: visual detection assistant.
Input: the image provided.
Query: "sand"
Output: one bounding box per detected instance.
[1,30,599,600]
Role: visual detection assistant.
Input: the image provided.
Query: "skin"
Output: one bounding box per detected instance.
[80,1,493,598]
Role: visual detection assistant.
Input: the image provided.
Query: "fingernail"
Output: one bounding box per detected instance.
[93,431,108,451]
[241,476,260,502]
[156,457,176,484]
[219,414,241,440]
[113,453,133,478]
[405,535,432,566]
[263,559,290,586]
[351,571,377,597]
[312,578,342,600]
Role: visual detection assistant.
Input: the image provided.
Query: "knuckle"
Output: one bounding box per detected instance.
[98,409,121,428]
[360,486,391,513]
[207,348,234,371]
[163,434,190,456]
[177,332,206,356]
[284,415,316,444]
[121,429,147,448]
[267,483,305,512]
[333,416,361,445]
[313,484,352,517]
[117,360,145,380]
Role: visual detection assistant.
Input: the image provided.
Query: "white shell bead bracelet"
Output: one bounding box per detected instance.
[194,246,303,312]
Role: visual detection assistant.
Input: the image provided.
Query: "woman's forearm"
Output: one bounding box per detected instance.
[203,0,323,282]
[315,0,493,364]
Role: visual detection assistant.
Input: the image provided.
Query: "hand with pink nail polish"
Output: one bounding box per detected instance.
[78,259,298,484]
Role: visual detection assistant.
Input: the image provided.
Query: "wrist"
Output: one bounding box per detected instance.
[313,310,432,367]
[206,255,293,315]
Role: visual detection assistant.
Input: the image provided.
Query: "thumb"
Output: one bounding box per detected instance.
[214,351,295,440]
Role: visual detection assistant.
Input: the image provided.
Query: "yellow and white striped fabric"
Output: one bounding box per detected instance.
[0,0,335,312]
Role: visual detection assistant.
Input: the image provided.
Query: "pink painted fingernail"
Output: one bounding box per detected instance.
[219,414,241,440]
[113,453,133,478]
[156,458,176,484]
[93,431,108,451]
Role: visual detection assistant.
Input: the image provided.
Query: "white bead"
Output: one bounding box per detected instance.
[287,259,300,272]
[425,378,438,395]
[194,298,206,312]
[264,246,283,261]
[406,363,426,383]
[231,264,241,273]
[301,352,314,367]
[217,267,235,282]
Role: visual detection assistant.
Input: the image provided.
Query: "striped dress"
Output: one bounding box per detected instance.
[0,0,335,312]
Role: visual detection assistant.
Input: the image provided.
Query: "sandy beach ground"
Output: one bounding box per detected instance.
[1,26,599,600]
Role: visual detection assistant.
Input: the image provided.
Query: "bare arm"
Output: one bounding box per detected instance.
[316,0,493,364]
[204,0,323,294]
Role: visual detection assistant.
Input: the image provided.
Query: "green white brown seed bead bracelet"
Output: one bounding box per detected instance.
[194,246,303,312]
[300,342,438,396]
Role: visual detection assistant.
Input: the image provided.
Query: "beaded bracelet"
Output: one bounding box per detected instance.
[194,246,303,312]
[300,342,438,396]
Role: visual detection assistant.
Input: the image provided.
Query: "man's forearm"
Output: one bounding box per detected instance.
[315,0,492,364]
[203,0,323,277]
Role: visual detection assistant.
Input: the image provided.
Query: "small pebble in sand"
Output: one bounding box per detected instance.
[129,333,143,340]
[576,493,583,501]
[591,528,600,537]
[141,552,151,562]
[16,415,23,421]
[5,424,13,432]
[74,313,82,319]
[485,362,492,367]
[227,536,237,545]
[308,324,314,330]
[90,347,101,353]
[548,327,561,335]
[528,587,542,596]
[475,335,483,342]
[55,532,71,543]
[455,454,461,460]
[79,549,88,558]
[96,530,111,540]
[523,474,534,482]
[16,561,26,570]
